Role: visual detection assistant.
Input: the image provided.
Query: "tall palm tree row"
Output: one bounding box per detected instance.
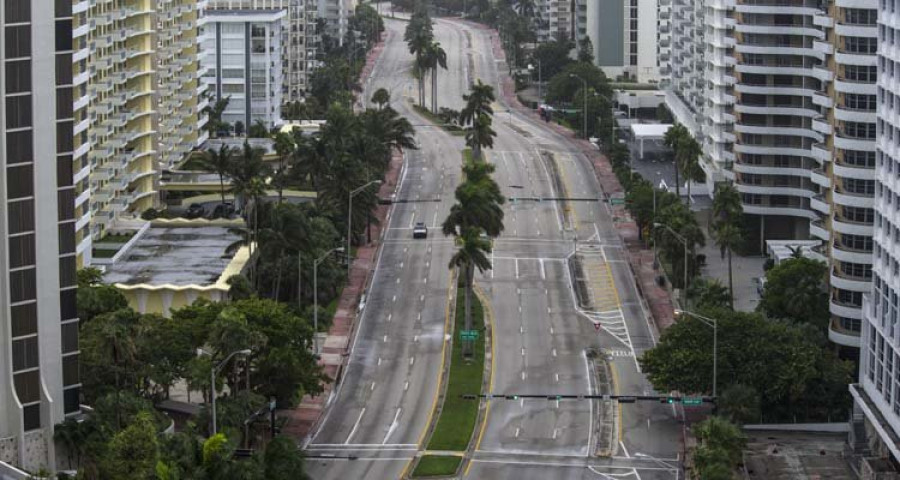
[662,123,704,203]
[405,5,434,108]
[461,80,497,161]
[443,83,505,356]
[423,41,448,114]
[712,183,744,308]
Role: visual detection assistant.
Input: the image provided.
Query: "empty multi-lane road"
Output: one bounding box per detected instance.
[306,12,683,480]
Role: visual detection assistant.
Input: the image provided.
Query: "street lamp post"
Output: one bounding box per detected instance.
[197,348,252,435]
[348,180,383,278]
[569,74,588,139]
[653,222,689,297]
[674,309,718,398]
[314,247,345,353]
[528,60,542,102]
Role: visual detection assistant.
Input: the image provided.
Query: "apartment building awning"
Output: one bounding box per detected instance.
[631,123,673,159]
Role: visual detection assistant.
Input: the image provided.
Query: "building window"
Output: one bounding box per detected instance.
[62,354,79,386]
[6,164,33,199]
[54,19,72,51]
[11,303,36,337]
[843,121,876,139]
[22,404,40,431]
[845,8,877,25]
[8,234,35,269]
[9,267,36,303]
[6,129,33,163]
[844,36,877,54]
[63,387,80,414]
[5,0,31,23]
[5,95,32,129]
[845,93,876,111]
[4,25,31,58]
[5,59,31,94]
[60,288,77,321]
[12,336,38,371]
[844,149,876,167]
[843,178,876,195]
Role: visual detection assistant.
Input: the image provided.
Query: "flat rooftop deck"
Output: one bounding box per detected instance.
[103,226,240,286]
[743,430,856,480]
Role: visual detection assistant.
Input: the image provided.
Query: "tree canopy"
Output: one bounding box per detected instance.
[758,257,830,330]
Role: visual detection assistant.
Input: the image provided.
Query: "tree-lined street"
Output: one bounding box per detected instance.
[306,10,683,479]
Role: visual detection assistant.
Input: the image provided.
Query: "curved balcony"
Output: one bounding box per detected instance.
[811,195,831,214]
[831,268,873,293]
[813,12,834,28]
[814,39,834,55]
[810,168,831,187]
[734,144,817,160]
[832,215,873,235]
[833,162,875,180]
[742,204,818,219]
[735,82,814,97]
[833,189,874,208]
[835,51,877,66]
[735,23,825,38]
[835,24,877,38]
[835,0,876,7]
[735,4,823,17]
[834,78,877,95]
[829,297,864,319]
[812,65,834,82]
[735,43,824,61]
[812,116,832,135]
[734,123,823,142]
[736,183,815,198]
[810,219,831,241]
[812,89,833,108]
[834,135,876,151]
[811,143,831,163]
[733,103,820,117]
[733,162,811,177]
[828,317,861,347]
[831,244,873,265]
[834,106,875,123]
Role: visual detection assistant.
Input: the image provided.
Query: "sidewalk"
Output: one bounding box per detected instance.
[280,32,401,443]
[484,28,678,331]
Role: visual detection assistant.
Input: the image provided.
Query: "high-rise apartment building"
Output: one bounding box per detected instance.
[83,0,158,238]
[574,0,662,83]
[200,9,287,129]
[157,0,206,170]
[318,0,357,46]
[205,0,320,103]
[850,0,900,465]
[0,0,81,472]
[664,0,877,353]
[536,0,572,43]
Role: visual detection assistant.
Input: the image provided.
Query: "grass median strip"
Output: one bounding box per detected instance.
[412,105,466,136]
[410,285,486,477]
[411,455,462,478]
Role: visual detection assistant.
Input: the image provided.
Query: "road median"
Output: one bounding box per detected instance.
[409,280,491,478]
[411,104,466,136]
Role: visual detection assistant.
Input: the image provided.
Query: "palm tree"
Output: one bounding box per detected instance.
[712,183,742,225]
[678,134,703,204]
[199,144,234,206]
[663,123,687,198]
[272,131,295,203]
[291,132,328,190]
[371,88,391,110]
[465,114,497,161]
[443,161,505,238]
[230,141,270,212]
[202,96,231,139]
[423,41,448,114]
[448,227,493,356]
[460,80,496,126]
[714,221,742,309]
[405,14,433,109]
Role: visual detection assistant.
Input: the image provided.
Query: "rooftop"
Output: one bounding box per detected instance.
[103,226,241,286]
[743,430,856,480]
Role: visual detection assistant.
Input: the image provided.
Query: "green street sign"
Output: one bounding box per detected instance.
[682,397,703,406]
[610,197,626,205]
[459,330,479,340]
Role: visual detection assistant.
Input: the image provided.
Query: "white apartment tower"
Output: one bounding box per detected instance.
[575,0,662,83]
[318,0,357,46]
[536,0,573,43]
[0,0,81,472]
[200,9,286,129]
[206,0,319,103]
[850,0,900,465]
[664,0,876,352]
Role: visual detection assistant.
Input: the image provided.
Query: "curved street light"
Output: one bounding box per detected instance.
[348,180,383,278]
[674,309,718,398]
[197,347,252,435]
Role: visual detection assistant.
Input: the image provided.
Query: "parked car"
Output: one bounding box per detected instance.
[186,203,205,218]
[413,222,428,239]
[210,202,235,219]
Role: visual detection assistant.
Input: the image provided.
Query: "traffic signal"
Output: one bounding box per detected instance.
[506,395,518,400]
[660,396,677,404]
